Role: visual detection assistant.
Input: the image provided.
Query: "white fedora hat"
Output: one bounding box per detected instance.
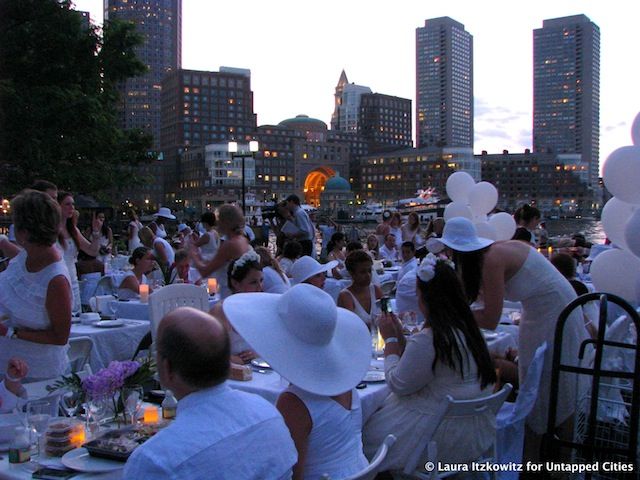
[290,256,338,285]
[438,217,494,252]
[154,207,176,220]
[223,284,371,396]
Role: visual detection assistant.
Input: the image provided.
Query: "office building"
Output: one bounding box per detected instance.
[416,17,473,149]
[533,15,600,190]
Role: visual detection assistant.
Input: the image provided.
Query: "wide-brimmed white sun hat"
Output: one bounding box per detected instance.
[438,217,494,252]
[223,284,371,396]
[154,207,176,220]
[290,256,338,285]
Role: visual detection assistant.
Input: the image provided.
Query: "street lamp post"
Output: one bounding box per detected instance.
[228,140,259,215]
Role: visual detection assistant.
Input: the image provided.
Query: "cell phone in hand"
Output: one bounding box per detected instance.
[380,297,393,314]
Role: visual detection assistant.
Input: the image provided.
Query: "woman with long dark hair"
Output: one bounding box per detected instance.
[362,253,496,470]
[326,232,346,279]
[57,191,103,313]
[439,217,586,460]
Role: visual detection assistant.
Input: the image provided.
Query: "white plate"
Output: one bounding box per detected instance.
[61,447,125,473]
[94,319,125,328]
[363,370,386,382]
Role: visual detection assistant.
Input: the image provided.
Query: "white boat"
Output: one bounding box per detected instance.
[354,203,384,222]
[396,188,444,223]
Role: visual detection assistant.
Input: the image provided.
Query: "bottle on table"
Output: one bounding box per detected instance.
[162,390,177,419]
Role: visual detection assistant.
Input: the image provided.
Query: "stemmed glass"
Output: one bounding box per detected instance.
[84,395,107,437]
[61,390,81,417]
[122,385,144,425]
[108,292,119,319]
[401,311,419,334]
[27,400,51,459]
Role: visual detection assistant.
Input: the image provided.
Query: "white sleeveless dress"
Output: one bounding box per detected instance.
[128,220,142,252]
[504,247,587,433]
[57,238,81,313]
[0,250,71,379]
[284,385,368,480]
[341,284,379,328]
[199,231,219,262]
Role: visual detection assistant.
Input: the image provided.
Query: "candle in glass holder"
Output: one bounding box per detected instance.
[139,284,149,303]
[547,246,553,256]
[143,406,159,424]
[537,247,542,254]
[207,278,218,295]
[69,423,86,447]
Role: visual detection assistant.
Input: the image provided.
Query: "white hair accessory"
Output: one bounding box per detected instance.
[416,253,455,283]
[231,249,261,276]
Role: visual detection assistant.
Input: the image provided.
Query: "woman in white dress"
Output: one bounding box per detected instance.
[191,204,251,299]
[337,250,383,329]
[138,226,175,271]
[363,253,497,470]
[223,284,371,480]
[326,232,346,279]
[439,217,587,460]
[192,211,219,264]
[57,192,103,314]
[0,190,72,380]
[127,210,143,253]
[208,250,262,365]
[118,247,154,300]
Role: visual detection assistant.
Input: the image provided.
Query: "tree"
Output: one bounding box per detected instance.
[0,0,155,197]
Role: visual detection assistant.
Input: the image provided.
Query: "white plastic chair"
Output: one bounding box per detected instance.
[320,434,397,480]
[93,275,116,297]
[67,336,94,373]
[496,343,547,479]
[401,383,513,479]
[148,283,210,344]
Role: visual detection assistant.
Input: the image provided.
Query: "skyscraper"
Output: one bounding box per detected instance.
[416,17,473,149]
[533,15,600,189]
[105,0,182,150]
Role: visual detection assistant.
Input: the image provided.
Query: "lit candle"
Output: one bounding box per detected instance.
[377,330,385,351]
[537,247,542,254]
[547,246,553,256]
[70,424,86,447]
[207,278,218,295]
[143,406,159,424]
[139,284,149,303]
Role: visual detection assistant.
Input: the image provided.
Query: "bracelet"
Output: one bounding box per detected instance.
[5,371,21,382]
[384,337,399,344]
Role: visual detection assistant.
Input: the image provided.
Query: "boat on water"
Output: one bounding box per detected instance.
[396,188,446,223]
[354,202,385,222]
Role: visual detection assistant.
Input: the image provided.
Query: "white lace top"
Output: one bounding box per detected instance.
[0,250,71,379]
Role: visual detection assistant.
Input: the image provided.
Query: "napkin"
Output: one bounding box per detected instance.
[89,295,116,315]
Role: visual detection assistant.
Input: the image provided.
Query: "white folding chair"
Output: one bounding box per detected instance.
[400,384,513,479]
[320,434,397,480]
[148,284,210,344]
[67,336,94,373]
[496,343,547,479]
[93,275,116,297]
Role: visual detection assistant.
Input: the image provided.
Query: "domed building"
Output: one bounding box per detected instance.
[320,173,355,220]
[279,115,327,142]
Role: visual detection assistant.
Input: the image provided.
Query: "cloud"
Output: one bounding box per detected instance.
[604,121,626,133]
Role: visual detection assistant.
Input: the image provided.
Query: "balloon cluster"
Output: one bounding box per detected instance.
[590,112,640,303]
[444,172,516,241]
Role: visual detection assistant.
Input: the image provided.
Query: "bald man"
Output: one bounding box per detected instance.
[123,307,297,479]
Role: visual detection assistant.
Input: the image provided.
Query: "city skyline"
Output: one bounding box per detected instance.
[73,0,640,173]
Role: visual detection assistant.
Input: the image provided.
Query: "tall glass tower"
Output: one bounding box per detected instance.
[533,15,600,189]
[105,0,182,151]
[415,17,473,149]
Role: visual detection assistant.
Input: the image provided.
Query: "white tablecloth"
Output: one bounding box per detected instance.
[70,320,150,371]
[112,297,218,321]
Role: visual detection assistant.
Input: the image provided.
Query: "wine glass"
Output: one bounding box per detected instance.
[84,395,107,436]
[122,385,144,425]
[27,400,51,459]
[108,292,119,319]
[61,390,81,417]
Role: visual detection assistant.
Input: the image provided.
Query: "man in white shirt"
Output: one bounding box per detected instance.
[124,308,297,479]
[285,194,316,258]
[378,233,399,262]
[397,241,418,282]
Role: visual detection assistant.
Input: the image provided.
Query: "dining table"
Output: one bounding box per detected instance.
[110,295,218,321]
[70,320,150,372]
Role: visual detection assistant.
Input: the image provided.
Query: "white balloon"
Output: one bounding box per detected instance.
[602,146,640,204]
[624,209,640,258]
[591,248,640,303]
[468,182,499,215]
[472,213,488,224]
[632,112,640,146]
[488,212,516,241]
[444,202,473,222]
[601,197,637,251]
[474,221,497,241]
[446,171,475,204]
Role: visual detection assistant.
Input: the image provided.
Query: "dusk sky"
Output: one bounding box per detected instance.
[74,0,640,173]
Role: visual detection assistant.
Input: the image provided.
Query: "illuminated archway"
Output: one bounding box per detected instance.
[303,167,335,207]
